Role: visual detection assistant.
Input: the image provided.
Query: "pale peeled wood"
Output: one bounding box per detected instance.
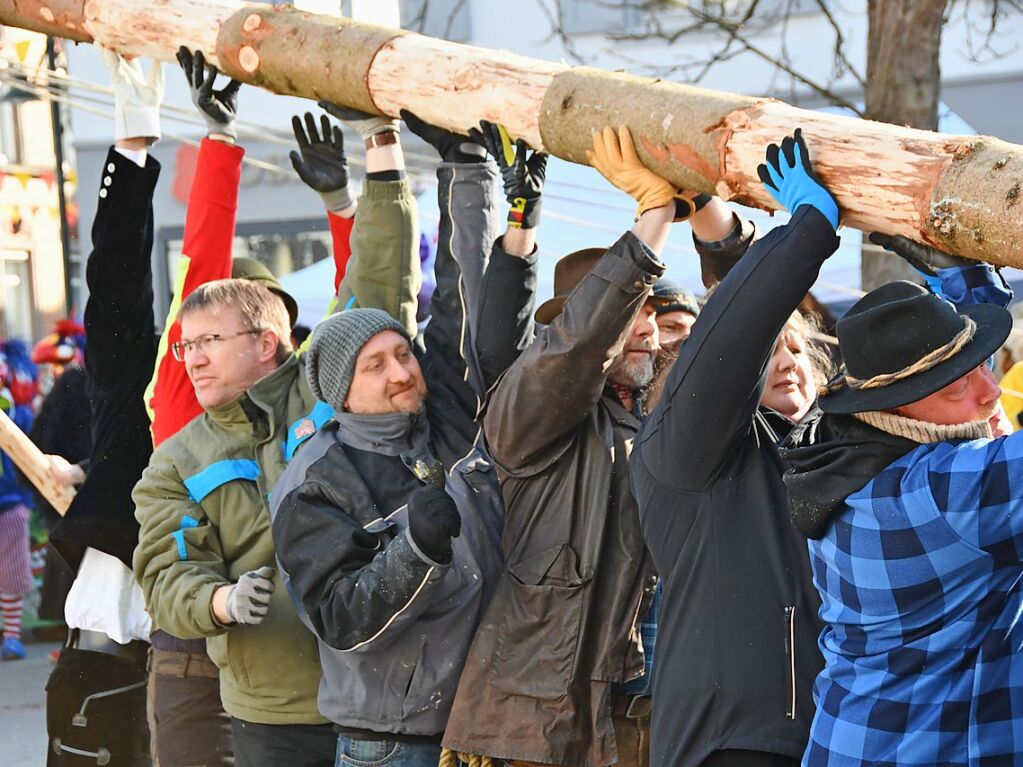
[368,33,563,149]
[0,407,75,516]
[1,0,1022,264]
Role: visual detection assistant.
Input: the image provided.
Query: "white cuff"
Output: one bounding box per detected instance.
[114,146,148,167]
[116,104,161,143]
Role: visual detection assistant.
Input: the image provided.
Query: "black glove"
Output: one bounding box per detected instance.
[407,484,461,564]
[176,47,240,139]
[400,109,486,164]
[468,120,547,229]
[868,232,973,276]
[290,112,354,212]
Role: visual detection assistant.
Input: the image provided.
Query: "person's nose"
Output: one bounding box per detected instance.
[184,344,209,372]
[775,345,798,373]
[635,311,657,342]
[976,364,1002,404]
[387,357,413,383]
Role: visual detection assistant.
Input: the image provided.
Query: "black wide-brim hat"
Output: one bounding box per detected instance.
[819,280,1012,414]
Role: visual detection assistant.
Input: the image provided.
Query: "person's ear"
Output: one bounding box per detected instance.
[259,329,280,363]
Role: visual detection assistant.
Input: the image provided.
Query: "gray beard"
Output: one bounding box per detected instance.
[608,352,655,390]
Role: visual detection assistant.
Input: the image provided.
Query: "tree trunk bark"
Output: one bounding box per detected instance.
[3,0,1022,266]
[861,0,948,290]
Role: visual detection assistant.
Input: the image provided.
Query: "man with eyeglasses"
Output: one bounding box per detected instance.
[133,102,420,766]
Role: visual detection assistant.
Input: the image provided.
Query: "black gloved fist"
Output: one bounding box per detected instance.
[176,46,241,139]
[468,120,547,229]
[868,232,973,276]
[407,484,461,564]
[401,110,487,164]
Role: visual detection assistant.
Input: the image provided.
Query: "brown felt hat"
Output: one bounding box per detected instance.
[231,257,299,329]
[534,247,671,325]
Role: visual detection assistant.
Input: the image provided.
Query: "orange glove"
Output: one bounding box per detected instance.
[587,126,687,217]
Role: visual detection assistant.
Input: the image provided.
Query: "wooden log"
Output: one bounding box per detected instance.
[0,408,75,515]
[2,0,1022,265]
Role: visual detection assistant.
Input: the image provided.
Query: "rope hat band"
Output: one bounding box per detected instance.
[821,314,977,396]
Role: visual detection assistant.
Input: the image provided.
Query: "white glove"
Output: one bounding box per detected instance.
[97,46,164,144]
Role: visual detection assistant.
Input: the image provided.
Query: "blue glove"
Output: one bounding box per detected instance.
[757,128,839,229]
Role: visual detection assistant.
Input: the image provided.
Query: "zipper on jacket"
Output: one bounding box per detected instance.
[783,605,796,720]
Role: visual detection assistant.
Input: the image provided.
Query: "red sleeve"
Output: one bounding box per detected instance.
[148,138,243,446]
[328,211,354,294]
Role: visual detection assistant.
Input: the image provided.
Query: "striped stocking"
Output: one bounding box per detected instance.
[1,593,23,639]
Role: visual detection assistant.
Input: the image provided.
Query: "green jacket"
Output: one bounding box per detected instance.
[132,179,418,724]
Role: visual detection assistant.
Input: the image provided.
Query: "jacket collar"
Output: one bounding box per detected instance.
[780,407,919,539]
[204,355,299,434]
[334,407,431,458]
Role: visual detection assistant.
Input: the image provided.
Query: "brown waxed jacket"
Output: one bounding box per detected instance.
[442,232,665,767]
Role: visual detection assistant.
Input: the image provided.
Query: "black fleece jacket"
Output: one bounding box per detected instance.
[631,206,839,767]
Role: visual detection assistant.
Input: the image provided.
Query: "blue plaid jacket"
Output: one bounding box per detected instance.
[805,264,1021,766]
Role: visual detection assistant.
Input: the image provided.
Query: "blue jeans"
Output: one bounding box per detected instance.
[335,735,441,767]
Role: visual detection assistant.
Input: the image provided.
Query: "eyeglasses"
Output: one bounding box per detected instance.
[171,329,265,362]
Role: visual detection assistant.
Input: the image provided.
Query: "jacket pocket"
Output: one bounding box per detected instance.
[400,635,432,720]
[490,544,585,700]
[783,605,796,720]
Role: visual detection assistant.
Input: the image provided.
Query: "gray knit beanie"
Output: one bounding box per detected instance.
[306,309,411,410]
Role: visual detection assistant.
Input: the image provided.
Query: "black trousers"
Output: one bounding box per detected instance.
[46,646,151,766]
[230,719,336,767]
[700,751,801,767]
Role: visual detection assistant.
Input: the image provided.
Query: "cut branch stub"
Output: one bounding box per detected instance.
[216,5,401,114]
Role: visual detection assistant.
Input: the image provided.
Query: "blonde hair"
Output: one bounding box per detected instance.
[787,309,835,388]
[179,278,293,362]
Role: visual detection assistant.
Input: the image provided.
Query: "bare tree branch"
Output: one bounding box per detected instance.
[443,0,468,39]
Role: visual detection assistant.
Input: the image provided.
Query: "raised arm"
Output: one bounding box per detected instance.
[392,112,499,438]
[324,103,420,336]
[691,199,758,288]
[51,52,162,569]
[288,111,357,297]
[869,233,1013,310]
[485,126,672,473]
[637,130,841,492]
[467,120,545,391]
[147,48,243,446]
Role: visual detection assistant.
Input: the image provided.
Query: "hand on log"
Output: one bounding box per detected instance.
[290,112,355,213]
[401,110,486,164]
[318,100,397,140]
[756,128,839,229]
[868,232,974,276]
[96,46,164,144]
[468,120,547,230]
[587,126,687,218]
[45,455,86,489]
[177,47,241,141]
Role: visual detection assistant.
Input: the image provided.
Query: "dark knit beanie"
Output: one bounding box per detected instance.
[652,278,700,318]
[306,309,411,409]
